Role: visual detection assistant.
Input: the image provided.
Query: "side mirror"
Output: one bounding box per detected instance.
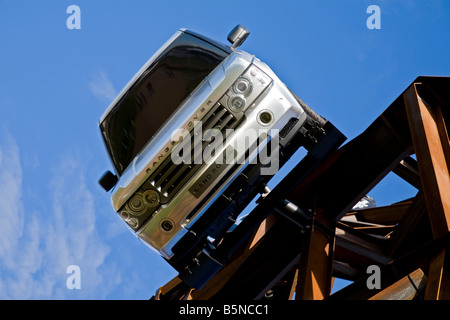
[99,170,118,192]
[227,24,250,50]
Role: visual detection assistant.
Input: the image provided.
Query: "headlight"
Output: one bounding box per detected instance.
[128,194,146,214]
[229,96,246,112]
[233,77,252,96]
[119,189,161,230]
[127,217,139,229]
[120,210,138,228]
[143,189,160,208]
[119,210,129,220]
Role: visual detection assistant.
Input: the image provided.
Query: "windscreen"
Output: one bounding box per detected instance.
[100,33,230,176]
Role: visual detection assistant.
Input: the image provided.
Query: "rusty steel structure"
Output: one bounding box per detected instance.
[151,76,450,300]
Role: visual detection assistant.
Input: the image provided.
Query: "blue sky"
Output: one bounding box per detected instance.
[0,1,449,299]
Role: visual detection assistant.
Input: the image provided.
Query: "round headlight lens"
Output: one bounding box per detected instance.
[119,210,129,220]
[128,194,145,214]
[229,96,245,112]
[143,189,160,208]
[127,217,138,229]
[233,78,252,96]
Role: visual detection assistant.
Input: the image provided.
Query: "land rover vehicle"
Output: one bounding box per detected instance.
[99,25,331,287]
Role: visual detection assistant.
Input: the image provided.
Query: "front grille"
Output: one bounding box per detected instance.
[147,103,243,202]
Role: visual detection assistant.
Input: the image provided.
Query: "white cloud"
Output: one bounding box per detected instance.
[45,154,111,298]
[0,132,24,269]
[89,71,117,103]
[0,134,114,299]
[0,131,177,299]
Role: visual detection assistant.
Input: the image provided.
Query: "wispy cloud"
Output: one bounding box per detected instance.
[0,132,24,269]
[0,133,114,299]
[89,71,117,103]
[0,130,177,299]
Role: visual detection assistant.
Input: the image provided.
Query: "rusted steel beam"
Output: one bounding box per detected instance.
[190,213,305,300]
[329,233,449,300]
[392,156,422,189]
[190,215,278,300]
[334,230,390,269]
[346,201,412,225]
[151,276,191,300]
[369,268,427,300]
[152,77,450,300]
[262,267,300,300]
[287,95,414,224]
[403,82,450,238]
[386,192,428,258]
[295,227,334,300]
[424,245,450,300]
[332,261,362,281]
[205,217,305,300]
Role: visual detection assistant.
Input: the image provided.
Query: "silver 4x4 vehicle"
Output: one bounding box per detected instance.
[99,25,339,288]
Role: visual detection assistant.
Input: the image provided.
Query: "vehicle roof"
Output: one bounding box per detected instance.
[98,28,232,124]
